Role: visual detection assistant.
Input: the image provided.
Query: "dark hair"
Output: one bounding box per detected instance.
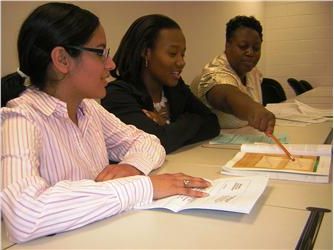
[226,15,263,42]
[111,14,181,90]
[1,2,99,107]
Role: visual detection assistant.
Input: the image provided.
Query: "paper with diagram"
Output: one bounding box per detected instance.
[221,144,332,183]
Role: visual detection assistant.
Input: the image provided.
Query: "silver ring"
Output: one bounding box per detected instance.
[183,179,191,187]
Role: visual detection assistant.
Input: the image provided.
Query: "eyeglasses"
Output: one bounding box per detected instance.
[64,45,110,60]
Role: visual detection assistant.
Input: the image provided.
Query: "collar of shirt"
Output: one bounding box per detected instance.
[220,53,256,91]
[23,87,87,119]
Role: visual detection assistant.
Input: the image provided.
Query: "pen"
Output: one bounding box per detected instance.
[266,133,295,161]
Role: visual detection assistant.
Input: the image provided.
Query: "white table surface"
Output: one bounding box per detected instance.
[3,137,332,249]
[5,205,330,250]
[294,86,333,109]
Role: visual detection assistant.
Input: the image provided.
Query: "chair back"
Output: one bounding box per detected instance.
[287,78,313,95]
[1,73,26,107]
[299,80,313,91]
[261,78,287,106]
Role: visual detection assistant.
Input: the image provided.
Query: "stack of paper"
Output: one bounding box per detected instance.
[266,100,332,126]
[221,144,332,183]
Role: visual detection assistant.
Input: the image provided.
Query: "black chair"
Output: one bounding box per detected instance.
[261,78,287,106]
[1,73,26,107]
[287,78,305,95]
[299,79,313,91]
[287,78,313,95]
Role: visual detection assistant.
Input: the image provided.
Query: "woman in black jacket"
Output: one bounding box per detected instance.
[101,14,220,153]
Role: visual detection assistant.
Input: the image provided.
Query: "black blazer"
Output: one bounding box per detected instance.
[101,78,220,153]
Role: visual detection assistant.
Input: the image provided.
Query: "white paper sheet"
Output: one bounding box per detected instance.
[136,176,268,214]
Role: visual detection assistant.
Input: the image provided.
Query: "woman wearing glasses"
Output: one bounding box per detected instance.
[1,2,210,243]
[101,14,220,154]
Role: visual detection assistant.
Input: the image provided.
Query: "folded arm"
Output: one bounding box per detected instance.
[93,100,166,173]
[1,110,154,243]
[101,83,219,153]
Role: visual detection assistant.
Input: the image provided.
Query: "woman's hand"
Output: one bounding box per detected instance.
[95,164,143,182]
[247,105,276,134]
[150,173,211,200]
[142,109,167,126]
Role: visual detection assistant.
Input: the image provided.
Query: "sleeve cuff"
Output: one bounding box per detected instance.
[107,175,153,211]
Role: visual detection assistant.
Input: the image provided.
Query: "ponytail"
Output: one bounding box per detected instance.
[1,72,26,107]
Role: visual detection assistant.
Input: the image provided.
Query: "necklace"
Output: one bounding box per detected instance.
[153,91,170,124]
[153,95,167,112]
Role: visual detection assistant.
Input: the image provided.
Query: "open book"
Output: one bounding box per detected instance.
[136,175,268,214]
[221,144,332,183]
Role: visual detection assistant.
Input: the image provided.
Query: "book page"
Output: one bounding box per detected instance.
[136,176,268,214]
[234,153,318,173]
[240,144,332,156]
[138,193,192,213]
[182,175,268,214]
[222,150,331,178]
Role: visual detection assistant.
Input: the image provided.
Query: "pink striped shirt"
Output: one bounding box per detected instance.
[1,88,165,243]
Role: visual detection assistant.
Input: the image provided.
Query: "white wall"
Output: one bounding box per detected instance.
[1,1,332,99]
[1,1,264,84]
[263,1,333,97]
